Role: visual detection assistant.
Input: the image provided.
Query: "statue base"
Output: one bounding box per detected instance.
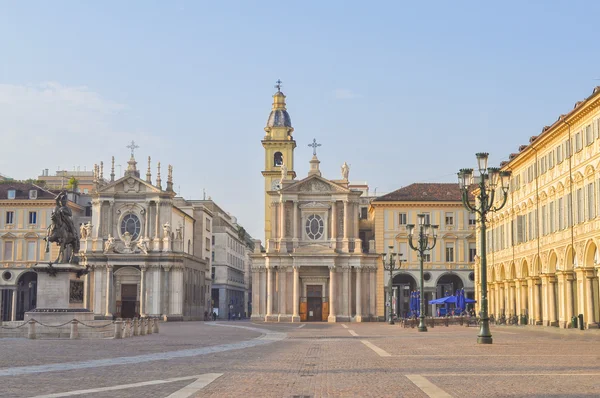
[26,263,93,324]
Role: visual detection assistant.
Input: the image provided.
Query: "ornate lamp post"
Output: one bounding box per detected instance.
[458,152,511,344]
[406,215,438,332]
[382,246,405,325]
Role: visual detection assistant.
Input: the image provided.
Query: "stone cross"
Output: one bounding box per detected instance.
[275,79,282,92]
[308,138,321,156]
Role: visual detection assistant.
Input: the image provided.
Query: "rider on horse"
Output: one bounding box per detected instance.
[45,191,80,261]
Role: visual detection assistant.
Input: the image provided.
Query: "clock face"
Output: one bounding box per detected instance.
[271,179,282,190]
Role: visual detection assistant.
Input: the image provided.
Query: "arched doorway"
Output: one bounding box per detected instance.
[392,273,417,318]
[16,271,37,320]
[114,267,141,319]
[436,273,464,298]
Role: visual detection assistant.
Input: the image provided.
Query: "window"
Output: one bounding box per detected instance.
[212,235,215,245]
[422,253,431,262]
[585,125,594,146]
[549,201,555,232]
[274,151,283,166]
[565,139,572,158]
[305,214,324,240]
[556,145,563,164]
[445,212,454,226]
[3,241,13,260]
[83,188,89,194]
[445,244,454,262]
[422,213,431,224]
[206,218,211,231]
[120,213,141,240]
[360,207,368,219]
[575,132,583,152]
[577,188,584,224]
[7,190,15,200]
[567,193,573,227]
[468,212,476,226]
[211,266,215,281]
[548,151,555,169]
[29,190,37,199]
[85,205,92,217]
[5,211,14,224]
[469,243,476,262]
[558,197,564,230]
[28,211,37,224]
[541,205,547,236]
[211,251,215,261]
[27,241,36,261]
[587,183,595,220]
[398,213,407,225]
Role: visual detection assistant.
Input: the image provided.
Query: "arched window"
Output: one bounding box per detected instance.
[274,152,283,166]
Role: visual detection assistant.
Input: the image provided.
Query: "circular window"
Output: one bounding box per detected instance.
[2,271,11,281]
[120,213,141,241]
[305,214,324,240]
[423,272,431,281]
[469,272,475,281]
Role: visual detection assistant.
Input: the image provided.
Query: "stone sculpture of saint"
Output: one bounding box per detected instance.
[163,222,171,239]
[104,234,115,253]
[341,162,350,180]
[281,162,288,180]
[80,223,87,240]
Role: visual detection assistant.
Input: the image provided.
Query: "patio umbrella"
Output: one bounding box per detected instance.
[429,295,457,304]
[416,290,421,316]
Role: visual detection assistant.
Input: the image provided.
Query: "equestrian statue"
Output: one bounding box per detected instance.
[44,191,80,263]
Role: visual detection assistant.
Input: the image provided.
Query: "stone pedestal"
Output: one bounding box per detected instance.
[25,264,94,323]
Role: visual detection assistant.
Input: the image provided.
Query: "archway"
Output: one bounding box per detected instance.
[564,246,578,326]
[16,271,37,320]
[584,241,598,326]
[392,273,417,318]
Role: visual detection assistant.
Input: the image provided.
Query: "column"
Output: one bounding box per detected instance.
[266,266,273,318]
[144,204,150,238]
[514,280,522,316]
[508,282,515,315]
[328,265,336,322]
[292,265,300,322]
[83,271,90,310]
[355,267,363,322]
[353,201,359,252]
[94,266,104,316]
[279,200,287,253]
[251,268,261,319]
[527,278,534,324]
[557,273,566,327]
[566,273,574,327]
[155,201,161,238]
[541,276,549,325]
[139,266,147,316]
[292,200,299,247]
[370,267,376,319]
[548,276,557,326]
[260,268,266,317]
[105,265,113,318]
[586,274,596,327]
[108,201,114,238]
[534,279,542,325]
[331,201,337,245]
[10,289,17,321]
[152,266,162,315]
[342,266,349,319]
[169,267,183,317]
[342,200,350,251]
[163,266,171,316]
[278,266,287,320]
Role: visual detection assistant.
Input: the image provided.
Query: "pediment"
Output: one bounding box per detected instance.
[283,175,351,194]
[442,233,458,240]
[299,201,331,210]
[23,232,40,239]
[98,175,163,195]
[1,232,17,239]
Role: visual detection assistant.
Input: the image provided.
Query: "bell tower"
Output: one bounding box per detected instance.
[262,80,296,241]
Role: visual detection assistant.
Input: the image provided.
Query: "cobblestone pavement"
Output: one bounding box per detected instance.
[1,321,599,397]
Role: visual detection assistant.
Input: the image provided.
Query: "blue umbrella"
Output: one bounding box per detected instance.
[416,290,421,317]
[430,295,458,304]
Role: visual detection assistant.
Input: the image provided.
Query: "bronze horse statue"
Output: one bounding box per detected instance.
[44,192,80,264]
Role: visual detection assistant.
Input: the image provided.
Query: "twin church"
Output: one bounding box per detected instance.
[250,86,379,322]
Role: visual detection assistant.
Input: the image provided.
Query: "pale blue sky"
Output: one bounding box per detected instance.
[1,1,599,240]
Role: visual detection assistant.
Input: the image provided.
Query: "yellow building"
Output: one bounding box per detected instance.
[482,86,600,329]
[0,182,85,321]
[371,183,476,319]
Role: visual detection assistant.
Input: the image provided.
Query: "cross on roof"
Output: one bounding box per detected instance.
[126,140,139,157]
[308,138,321,156]
[274,79,282,92]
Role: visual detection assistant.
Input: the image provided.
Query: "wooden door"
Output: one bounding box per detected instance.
[300,299,308,321]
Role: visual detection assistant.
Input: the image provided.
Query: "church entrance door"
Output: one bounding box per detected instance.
[121,284,138,319]
[307,285,323,322]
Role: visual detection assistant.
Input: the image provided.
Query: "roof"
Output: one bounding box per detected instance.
[266,109,292,128]
[373,183,462,202]
[0,182,56,200]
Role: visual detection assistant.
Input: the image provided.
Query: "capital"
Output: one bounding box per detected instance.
[328,264,336,270]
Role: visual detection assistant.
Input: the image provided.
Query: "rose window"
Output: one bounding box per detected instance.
[305,214,324,240]
[120,213,141,241]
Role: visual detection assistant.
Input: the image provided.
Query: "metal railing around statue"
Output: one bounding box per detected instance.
[0,317,160,339]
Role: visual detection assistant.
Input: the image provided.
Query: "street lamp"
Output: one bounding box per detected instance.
[382,245,405,325]
[406,214,438,332]
[458,152,511,344]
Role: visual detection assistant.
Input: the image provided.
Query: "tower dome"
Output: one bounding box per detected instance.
[266,90,292,128]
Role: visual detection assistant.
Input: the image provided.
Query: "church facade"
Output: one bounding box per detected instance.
[80,152,212,321]
[250,87,379,322]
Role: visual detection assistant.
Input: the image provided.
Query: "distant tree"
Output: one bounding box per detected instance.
[237,226,246,241]
[67,177,79,191]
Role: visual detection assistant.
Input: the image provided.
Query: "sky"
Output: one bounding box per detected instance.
[1,1,600,241]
